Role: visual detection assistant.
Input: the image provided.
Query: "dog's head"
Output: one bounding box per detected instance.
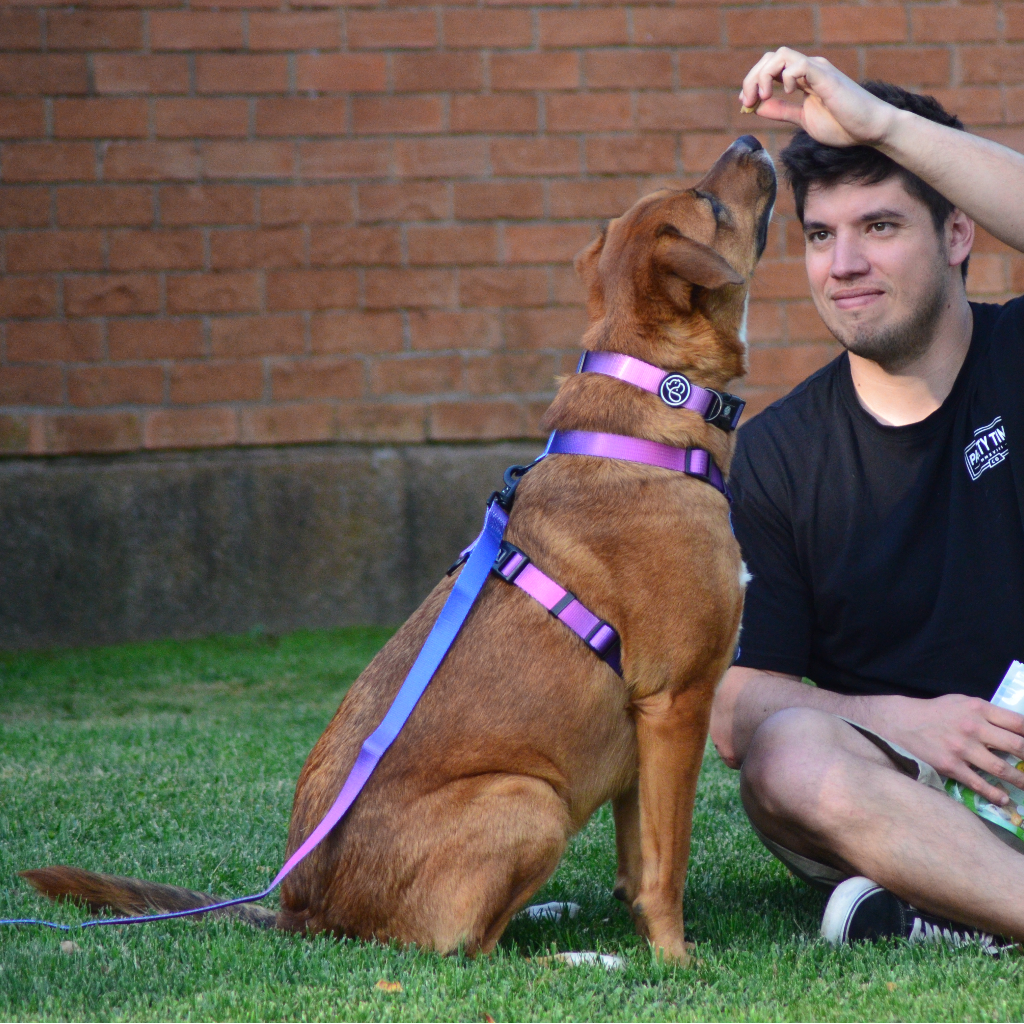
[575,135,776,383]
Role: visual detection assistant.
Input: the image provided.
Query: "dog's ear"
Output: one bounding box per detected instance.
[574,227,607,289]
[655,230,743,290]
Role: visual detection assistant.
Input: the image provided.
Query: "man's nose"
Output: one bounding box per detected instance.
[830,230,871,279]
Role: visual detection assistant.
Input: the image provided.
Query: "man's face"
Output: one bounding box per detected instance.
[802,176,959,372]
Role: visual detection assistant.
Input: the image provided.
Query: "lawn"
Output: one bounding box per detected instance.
[2,629,1023,1022]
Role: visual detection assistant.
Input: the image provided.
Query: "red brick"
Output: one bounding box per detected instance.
[1007,86,1024,124]
[0,55,88,95]
[750,260,811,301]
[636,92,729,131]
[46,11,142,50]
[352,96,444,135]
[538,9,628,46]
[311,311,405,354]
[267,270,359,311]
[407,225,497,265]
[677,49,762,88]
[491,52,580,91]
[250,12,341,51]
[371,354,460,396]
[631,9,719,46]
[7,230,104,272]
[586,133,676,173]
[450,95,538,133]
[57,185,152,227]
[820,5,908,45]
[211,314,305,356]
[6,322,102,363]
[150,12,244,50]
[53,99,147,139]
[0,100,45,139]
[364,269,455,309]
[144,408,238,450]
[210,228,304,270]
[108,319,204,360]
[335,402,426,444]
[585,51,672,89]
[358,181,450,221]
[203,142,294,179]
[0,11,42,51]
[256,98,348,137]
[395,138,488,177]
[548,179,637,218]
[863,48,951,88]
[262,184,354,225]
[408,310,500,351]
[271,357,363,400]
[45,412,142,454]
[491,137,579,176]
[454,181,544,220]
[239,403,335,445]
[745,301,784,343]
[394,53,483,93]
[459,267,547,307]
[0,364,62,404]
[348,11,436,49]
[0,186,49,227]
[786,302,833,343]
[505,223,595,264]
[300,140,391,179]
[94,55,190,95]
[309,226,402,266]
[961,46,1024,86]
[442,10,531,48]
[65,274,160,316]
[196,55,289,94]
[68,365,164,407]
[155,99,249,138]
[109,229,205,271]
[464,352,556,395]
[911,5,998,44]
[2,143,95,183]
[927,87,1002,126]
[429,400,528,441]
[104,143,199,182]
[1009,5,1024,41]
[550,265,585,305]
[726,8,813,47]
[550,93,632,132]
[296,54,387,92]
[502,307,587,349]
[965,253,1007,294]
[169,360,263,404]
[746,343,838,388]
[167,273,259,314]
[0,278,55,317]
[160,185,255,226]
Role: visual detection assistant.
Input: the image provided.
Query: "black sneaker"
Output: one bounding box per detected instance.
[821,876,1012,954]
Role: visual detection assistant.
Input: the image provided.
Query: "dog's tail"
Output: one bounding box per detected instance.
[19,866,278,928]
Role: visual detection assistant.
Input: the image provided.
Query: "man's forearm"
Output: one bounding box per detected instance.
[711,666,904,768]
[877,109,1024,253]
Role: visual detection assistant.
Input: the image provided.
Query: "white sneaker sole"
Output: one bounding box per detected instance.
[820,875,884,945]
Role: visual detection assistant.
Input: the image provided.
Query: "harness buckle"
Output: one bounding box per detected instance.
[705,390,745,431]
[493,540,530,581]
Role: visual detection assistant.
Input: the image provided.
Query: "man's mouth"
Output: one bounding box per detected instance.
[829,287,886,311]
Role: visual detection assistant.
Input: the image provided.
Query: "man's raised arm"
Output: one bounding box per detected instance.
[738,47,1024,253]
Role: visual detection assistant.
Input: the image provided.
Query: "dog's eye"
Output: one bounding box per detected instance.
[656,224,683,238]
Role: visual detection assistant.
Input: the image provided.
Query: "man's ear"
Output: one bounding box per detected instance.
[574,228,606,289]
[656,234,744,290]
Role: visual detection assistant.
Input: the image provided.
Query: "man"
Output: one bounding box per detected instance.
[710,48,1024,947]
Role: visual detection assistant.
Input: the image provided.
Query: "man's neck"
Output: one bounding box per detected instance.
[848,292,974,427]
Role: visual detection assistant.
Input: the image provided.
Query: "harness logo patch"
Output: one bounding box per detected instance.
[964,416,1008,481]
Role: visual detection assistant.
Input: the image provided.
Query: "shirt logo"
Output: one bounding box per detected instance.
[964,416,1008,481]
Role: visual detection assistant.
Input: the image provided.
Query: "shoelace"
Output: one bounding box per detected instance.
[908,917,1003,953]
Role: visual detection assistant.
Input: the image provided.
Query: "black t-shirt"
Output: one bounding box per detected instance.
[731,298,1024,700]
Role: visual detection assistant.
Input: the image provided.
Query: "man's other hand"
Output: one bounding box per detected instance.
[739,47,898,149]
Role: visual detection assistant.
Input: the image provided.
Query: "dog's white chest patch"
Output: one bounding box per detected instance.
[739,561,752,587]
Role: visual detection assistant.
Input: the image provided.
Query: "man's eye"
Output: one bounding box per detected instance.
[869,222,891,233]
[808,231,830,243]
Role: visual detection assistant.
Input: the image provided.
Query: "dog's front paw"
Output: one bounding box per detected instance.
[648,934,695,967]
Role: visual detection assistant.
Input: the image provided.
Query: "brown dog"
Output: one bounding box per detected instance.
[24,136,776,965]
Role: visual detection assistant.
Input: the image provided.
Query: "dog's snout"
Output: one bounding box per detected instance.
[735,134,763,153]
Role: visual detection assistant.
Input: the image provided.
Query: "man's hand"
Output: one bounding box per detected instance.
[887,694,1024,806]
[739,47,898,148]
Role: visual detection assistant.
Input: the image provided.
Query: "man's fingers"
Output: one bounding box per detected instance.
[749,96,804,127]
[987,705,1024,737]
[955,764,1012,806]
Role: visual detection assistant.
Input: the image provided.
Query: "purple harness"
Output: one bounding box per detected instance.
[2,351,733,933]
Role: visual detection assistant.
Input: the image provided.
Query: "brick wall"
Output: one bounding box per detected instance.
[2,1,1023,457]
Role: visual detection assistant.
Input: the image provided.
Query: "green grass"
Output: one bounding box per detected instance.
[2,629,1024,1022]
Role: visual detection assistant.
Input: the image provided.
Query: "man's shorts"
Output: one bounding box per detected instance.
[750,715,1024,892]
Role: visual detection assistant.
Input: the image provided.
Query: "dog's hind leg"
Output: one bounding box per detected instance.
[395,773,570,955]
[612,779,644,922]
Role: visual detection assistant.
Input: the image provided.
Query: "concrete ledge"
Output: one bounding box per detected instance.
[0,442,539,650]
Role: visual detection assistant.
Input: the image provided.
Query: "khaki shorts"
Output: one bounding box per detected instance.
[751,715,1024,892]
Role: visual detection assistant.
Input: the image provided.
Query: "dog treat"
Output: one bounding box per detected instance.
[518,901,581,922]
[532,951,625,970]
[740,99,761,114]
[945,661,1024,842]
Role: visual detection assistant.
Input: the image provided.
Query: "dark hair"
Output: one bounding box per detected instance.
[781,81,969,280]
